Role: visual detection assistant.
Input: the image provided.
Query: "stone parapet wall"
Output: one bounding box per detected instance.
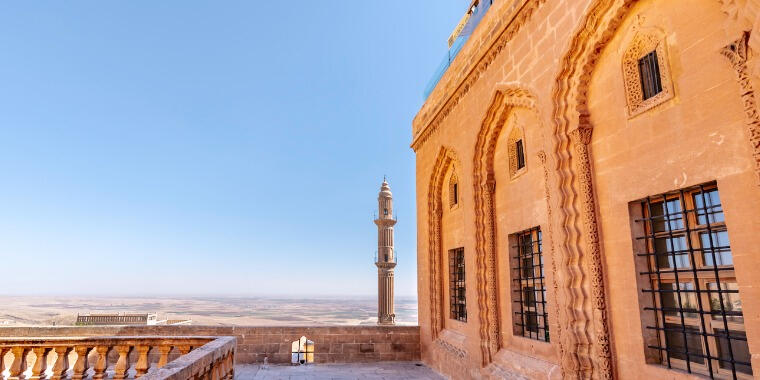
[0,325,420,364]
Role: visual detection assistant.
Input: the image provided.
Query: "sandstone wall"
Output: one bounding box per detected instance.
[0,325,420,364]
[412,0,760,378]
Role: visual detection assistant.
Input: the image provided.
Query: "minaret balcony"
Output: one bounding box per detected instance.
[374,251,398,265]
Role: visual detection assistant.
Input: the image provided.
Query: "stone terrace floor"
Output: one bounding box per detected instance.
[234,362,444,379]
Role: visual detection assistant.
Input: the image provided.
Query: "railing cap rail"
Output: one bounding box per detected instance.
[0,335,218,348]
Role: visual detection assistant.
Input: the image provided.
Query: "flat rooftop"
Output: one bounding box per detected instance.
[235,362,443,380]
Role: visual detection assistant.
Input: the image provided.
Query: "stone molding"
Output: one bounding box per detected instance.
[471,86,542,366]
[435,337,468,360]
[721,32,760,184]
[550,0,637,378]
[537,149,565,377]
[426,146,462,340]
[411,0,546,152]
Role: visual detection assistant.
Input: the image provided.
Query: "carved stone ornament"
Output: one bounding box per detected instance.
[427,147,461,340]
[472,86,548,366]
[721,32,760,184]
[622,30,675,117]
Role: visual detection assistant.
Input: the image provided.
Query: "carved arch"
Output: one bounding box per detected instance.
[551,1,638,379]
[551,1,760,378]
[472,85,541,366]
[427,146,462,339]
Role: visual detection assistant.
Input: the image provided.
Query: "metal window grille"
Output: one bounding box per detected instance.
[512,227,549,341]
[449,247,467,322]
[516,139,525,170]
[635,182,751,378]
[638,50,663,100]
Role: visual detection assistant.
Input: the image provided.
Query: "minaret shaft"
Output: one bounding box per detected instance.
[375,179,396,326]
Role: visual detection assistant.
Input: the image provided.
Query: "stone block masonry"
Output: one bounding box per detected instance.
[0,325,420,365]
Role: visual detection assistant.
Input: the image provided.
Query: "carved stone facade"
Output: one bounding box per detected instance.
[413,0,760,378]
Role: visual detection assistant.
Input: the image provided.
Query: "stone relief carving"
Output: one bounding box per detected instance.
[718,0,760,74]
[622,30,675,117]
[435,338,467,360]
[721,32,760,184]
[537,150,565,378]
[551,0,637,378]
[472,86,543,366]
[427,147,461,340]
[569,125,613,380]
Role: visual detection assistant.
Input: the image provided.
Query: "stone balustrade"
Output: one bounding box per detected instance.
[0,326,419,365]
[0,336,235,380]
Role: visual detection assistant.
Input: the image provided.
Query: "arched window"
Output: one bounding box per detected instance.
[622,29,674,117]
[449,172,459,207]
[508,125,526,178]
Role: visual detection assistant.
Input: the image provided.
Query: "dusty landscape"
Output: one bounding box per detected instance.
[0,296,418,326]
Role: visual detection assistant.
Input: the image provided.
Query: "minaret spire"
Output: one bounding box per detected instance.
[375,178,396,325]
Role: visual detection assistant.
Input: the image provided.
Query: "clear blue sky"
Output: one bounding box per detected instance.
[0,1,464,297]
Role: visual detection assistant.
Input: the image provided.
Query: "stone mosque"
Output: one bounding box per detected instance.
[412,0,760,378]
[5,1,760,379]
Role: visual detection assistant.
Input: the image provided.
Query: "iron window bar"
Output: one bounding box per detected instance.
[449,247,467,322]
[635,182,751,379]
[638,49,663,100]
[512,226,548,342]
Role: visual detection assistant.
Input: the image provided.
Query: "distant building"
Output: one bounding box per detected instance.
[375,178,396,326]
[76,313,190,326]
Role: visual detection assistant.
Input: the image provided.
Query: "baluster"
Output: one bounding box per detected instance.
[112,345,133,380]
[134,346,151,378]
[177,346,191,356]
[218,353,226,380]
[49,347,71,380]
[30,347,51,380]
[1,347,11,380]
[223,352,233,380]
[91,346,109,380]
[70,346,91,380]
[157,346,172,368]
[215,357,225,380]
[8,347,30,380]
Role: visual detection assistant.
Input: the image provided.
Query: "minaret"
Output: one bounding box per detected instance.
[375,178,397,326]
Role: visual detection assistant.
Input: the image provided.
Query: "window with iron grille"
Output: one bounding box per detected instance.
[449,247,467,322]
[516,139,525,170]
[449,173,459,208]
[638,50,663,100]
[632,182,751,378]
[511,227,548,341]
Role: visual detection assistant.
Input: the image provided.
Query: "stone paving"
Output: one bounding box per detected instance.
[234,362,445,379]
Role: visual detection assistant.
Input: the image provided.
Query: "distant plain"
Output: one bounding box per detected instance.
[0,296,418,326]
